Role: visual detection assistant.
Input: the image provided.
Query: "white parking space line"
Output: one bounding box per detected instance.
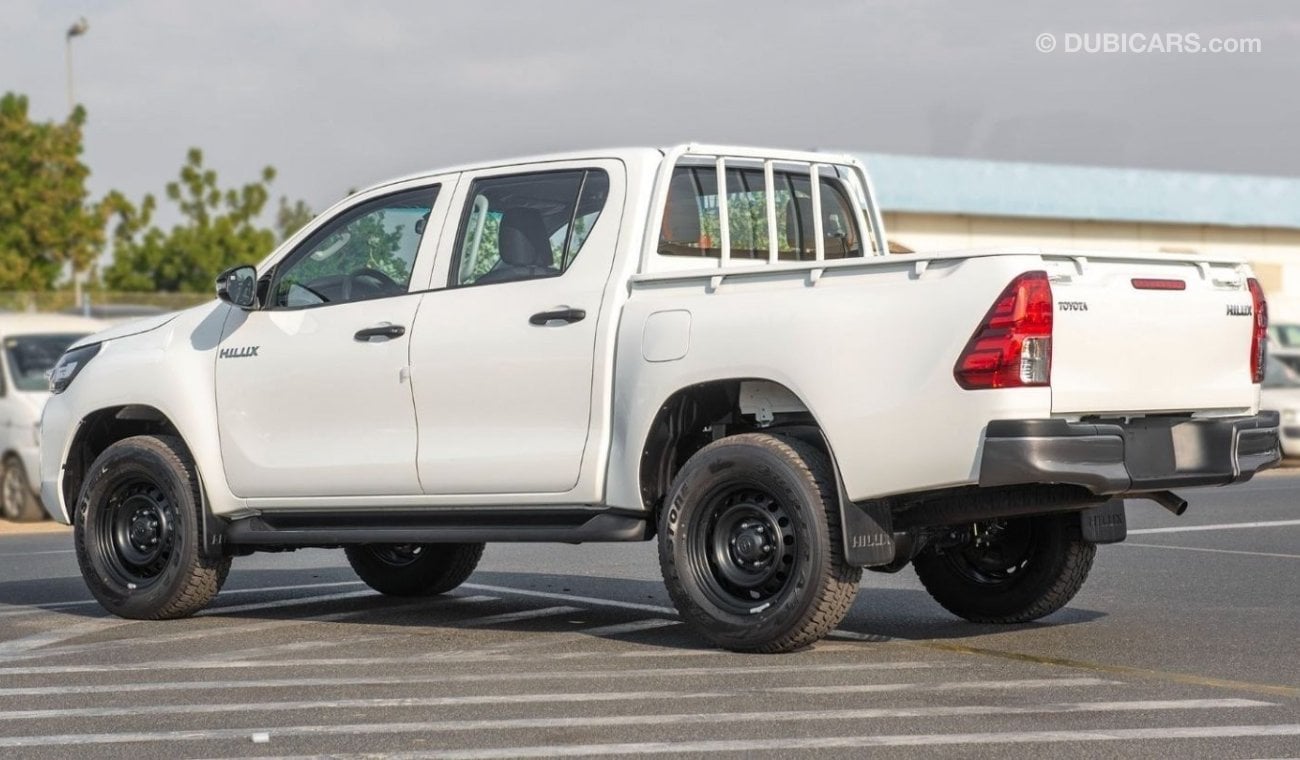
[769,677,1115,695]
[0,617,129,658]
[1124,543,1300,560]
[572,619,679,637]
[0,679,1122,721]
[463,583,677,616]
[0,700,1271,749]
[457,606,583,628]
[0,595,501,664]
[195,589,377,617]
[0,660,942,686]
[1129,518,1300,535]
[0,549,74,557]
[278,724,1300,758]
[0,580,369,619]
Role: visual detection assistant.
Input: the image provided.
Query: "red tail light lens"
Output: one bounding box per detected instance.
[955,271,1053,389]
[1248,277,1267,383]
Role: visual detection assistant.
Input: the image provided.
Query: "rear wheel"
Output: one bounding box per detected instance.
[345,543,484,597]
[912,513,1095,623]
[74,435,230,619]
[1,455,44,522]
[658,433,861,653]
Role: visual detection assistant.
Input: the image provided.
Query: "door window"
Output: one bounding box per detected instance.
[269,186,437,309]
[454,169,610,287]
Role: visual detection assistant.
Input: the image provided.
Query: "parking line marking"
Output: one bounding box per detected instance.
[1128,518,1300,535]
[263,724,1300,758]
[1124,543,1300,560]
[0,681,1136,722]
[0,700,1272,748]
[577,619,679,637]
[457,606,583,627]
[0,580,369,619]
[914,641,1300,699]
[0,660,940,686]
[462,583,677,616]
[0,595,501,664]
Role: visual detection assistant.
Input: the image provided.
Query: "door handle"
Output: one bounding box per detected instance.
[529,308,586,326]
[354,324,406,341]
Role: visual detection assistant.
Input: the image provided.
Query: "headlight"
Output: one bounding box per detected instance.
[49,343,101,394]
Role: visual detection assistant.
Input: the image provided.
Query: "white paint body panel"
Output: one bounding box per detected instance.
[36,146,1263,525]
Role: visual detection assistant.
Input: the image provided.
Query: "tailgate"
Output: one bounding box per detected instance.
[1047,256,1259,415]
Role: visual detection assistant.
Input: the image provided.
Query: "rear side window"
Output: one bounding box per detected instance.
[454,169,610,287]
[659,166,864,260]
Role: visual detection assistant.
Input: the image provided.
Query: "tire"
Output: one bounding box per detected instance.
[912,513,1095,623]
[658,433,862,653]
[345,543,484,597]
[74,435,231,619]
[1,455,45,522]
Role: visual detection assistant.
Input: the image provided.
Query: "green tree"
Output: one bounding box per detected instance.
[0,93,104,290]
[275,195,314,242]
[104,148,286,293]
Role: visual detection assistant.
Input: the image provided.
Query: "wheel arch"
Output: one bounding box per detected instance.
[636,378,831,516]
[61,405,186,520]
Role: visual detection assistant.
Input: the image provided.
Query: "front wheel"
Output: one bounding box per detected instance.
[912,513,1095,623]
[345,543,484,597]
[658,433,862,653]
[74,435,231,619]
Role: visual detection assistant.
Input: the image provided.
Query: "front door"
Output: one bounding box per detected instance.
[410,163,623,494]
[215,182,445,499]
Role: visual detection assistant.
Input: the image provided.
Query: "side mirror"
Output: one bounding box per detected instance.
[216,265,258,309]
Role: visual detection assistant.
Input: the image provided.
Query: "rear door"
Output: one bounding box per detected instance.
[409,161,624,495]
[1048,256,1259,415]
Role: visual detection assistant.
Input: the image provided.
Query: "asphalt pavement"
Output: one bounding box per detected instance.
[0,473,1297,759]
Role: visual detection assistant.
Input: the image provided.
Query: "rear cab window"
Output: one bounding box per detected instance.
[658,165,866,261]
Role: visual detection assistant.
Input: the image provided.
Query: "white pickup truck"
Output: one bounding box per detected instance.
[40,145,1280,652]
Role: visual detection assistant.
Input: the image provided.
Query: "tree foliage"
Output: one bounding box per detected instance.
[0,93,104,290]
[104,148,291,293]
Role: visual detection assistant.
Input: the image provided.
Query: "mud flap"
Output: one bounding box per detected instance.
[1079,498,1127,544]
[842,499,895,566]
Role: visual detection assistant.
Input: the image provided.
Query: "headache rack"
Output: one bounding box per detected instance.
[640,143,889,273]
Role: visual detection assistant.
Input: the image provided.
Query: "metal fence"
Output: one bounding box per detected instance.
[0,291,211,316]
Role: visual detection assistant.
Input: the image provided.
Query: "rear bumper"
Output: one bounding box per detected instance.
[978,411,1281,495]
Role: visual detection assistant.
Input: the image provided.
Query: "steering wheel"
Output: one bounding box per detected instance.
[342,267,402,301]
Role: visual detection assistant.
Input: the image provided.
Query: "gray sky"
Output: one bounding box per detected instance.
[5,0,1299,218]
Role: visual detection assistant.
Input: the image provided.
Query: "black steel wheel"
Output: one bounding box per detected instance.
[659,433,861,653]
[913,513,1096,623]
[345,542,484,597]
[1,455,45,522]
[75,435,230,619]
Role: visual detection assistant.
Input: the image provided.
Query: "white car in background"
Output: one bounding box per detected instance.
[1,314,106,521]
[1261,355,1300,457]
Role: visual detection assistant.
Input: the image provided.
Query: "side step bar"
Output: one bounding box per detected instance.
[224,507,649,548]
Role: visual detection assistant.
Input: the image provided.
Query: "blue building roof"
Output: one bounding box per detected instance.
[852,153,1300,230]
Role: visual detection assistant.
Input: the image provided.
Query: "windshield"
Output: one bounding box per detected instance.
[2,333,88,392]
[1262,355,1300,389]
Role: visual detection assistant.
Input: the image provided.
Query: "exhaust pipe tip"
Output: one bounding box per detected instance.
[1143,490,1189,516]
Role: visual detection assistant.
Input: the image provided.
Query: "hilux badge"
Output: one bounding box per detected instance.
[219,346,260,359]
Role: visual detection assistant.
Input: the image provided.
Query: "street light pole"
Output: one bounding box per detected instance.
[65,17,89,314]
[65,17,88,112]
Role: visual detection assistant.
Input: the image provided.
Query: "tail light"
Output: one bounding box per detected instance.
[955,271,1053,389]
[1248,277,1267,383]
